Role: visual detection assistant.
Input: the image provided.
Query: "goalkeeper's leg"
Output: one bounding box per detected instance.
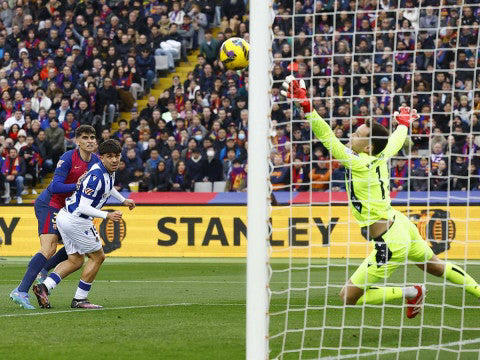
[407,218,480,299]
[416,255,480,298]
[341,215,422,306]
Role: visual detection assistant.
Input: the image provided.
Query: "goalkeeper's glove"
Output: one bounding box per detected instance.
[393,105,419,127]
[281,75,312,113]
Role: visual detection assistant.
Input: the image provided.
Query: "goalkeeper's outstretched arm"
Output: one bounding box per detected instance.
[306,110,366,171]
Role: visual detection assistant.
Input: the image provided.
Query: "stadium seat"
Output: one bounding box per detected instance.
[212,181,227,192]
[194,182,213,192]
[155,55,169,71]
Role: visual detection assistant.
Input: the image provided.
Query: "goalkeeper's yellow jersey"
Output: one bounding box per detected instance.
[306,110,408,227]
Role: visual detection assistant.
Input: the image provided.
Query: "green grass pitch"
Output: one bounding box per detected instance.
[1,258,480,360]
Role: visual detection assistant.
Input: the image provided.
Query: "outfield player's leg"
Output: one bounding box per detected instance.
[342,217,420,305]
[10,201,59,309]
[408,220,480,298]
[72,248,106,302]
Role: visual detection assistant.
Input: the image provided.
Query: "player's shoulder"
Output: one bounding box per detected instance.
[55,150,76,170]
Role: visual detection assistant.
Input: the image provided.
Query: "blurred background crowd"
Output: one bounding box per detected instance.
[271,0,480,193]
[0,0,479,204]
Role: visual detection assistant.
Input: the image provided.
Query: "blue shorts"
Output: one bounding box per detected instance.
[34,199,61,237]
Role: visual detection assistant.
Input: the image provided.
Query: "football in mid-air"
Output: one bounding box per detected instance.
[219,37,249,70]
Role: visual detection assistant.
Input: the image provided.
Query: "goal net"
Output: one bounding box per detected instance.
[248,0,480,358]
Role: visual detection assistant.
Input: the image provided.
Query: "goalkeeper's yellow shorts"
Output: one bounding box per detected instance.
[350,210,434,289]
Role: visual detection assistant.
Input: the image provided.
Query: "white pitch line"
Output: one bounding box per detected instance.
[1,302,245,318]
[0,279,343,284]
[319,338,480,359]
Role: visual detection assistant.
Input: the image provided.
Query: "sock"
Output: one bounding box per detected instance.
[403,286,419,299]
[43,247,68,272]
[356,287,403,305]
[44,272,62,291]
[444,262,480,298]
[74,280,92,300]
[17,253,48,292]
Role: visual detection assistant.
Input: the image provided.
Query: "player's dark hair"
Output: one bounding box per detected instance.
[365,120,389,155]
[75,125,96,138]
[99,139,122,155]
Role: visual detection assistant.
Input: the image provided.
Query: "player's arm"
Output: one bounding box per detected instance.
[282,76,365,171]
[78,173,122,221]
[78,173,108,219]
[110,187,135,210]
[306,110,366,170]
[50,152,77,194]
[378,106,418,159]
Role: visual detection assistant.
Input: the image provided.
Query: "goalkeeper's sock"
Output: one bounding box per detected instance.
[18,252,47,292]
[356,287,404,305]
[43,247,68,272]
[44,272,62,292]
[444,262,480,298]
[74,280,92,300]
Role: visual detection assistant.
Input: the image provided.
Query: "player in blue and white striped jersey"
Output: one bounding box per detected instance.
[33,140,135,309]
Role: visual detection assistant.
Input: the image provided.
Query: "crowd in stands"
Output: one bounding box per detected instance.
[270,0,480,193]
[1,0,480,203]
[0,0,250,203]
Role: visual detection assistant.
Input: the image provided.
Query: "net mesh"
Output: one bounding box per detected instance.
[267,0,480,358]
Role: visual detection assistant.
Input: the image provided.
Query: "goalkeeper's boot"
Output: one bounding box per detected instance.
[9,287,35,310]
[32,283,51,309]
[71,298,103,309]
[35,269,48,285]
[406,284,426,319]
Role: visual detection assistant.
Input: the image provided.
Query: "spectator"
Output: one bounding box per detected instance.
[136,48,155,94]
[149,160,170,192]
[203,147,224,182]
[331,164,346,191]
[114,160,131,192]
[186,148,206,183]
[97,77,118,128]
[411,157,430,192]
[310,159,331,191]
[170,160,191,192]
[391,159,409,192]
[226,159,247,192]
[271,153,290,190]
[430,159,449,191]
[200,30,220,65]
[124,148,144,182]
[44,118,64,166]
[451,156,468,191]
[223,148,237,179]
[1,147,25,204]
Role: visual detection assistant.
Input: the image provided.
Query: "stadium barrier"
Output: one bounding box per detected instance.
[0,205,479,259]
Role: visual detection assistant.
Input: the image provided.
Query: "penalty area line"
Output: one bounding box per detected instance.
[320,337,480,359]
[1,302,245,318]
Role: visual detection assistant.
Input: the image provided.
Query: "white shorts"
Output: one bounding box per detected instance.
[56,209,102,255]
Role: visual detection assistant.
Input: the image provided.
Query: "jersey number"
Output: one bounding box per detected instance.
[376,166,386,200]
[345,169,362,213]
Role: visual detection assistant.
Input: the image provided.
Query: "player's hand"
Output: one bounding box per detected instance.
[107,210,123,222]
[76,171,87,189]
[281,75,312,113]
[393,106,419,127]
[123,199,135,210]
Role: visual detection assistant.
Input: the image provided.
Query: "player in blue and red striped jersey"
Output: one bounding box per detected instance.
[10,125,99,309]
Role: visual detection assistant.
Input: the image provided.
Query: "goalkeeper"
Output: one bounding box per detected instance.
[282,76,480,318]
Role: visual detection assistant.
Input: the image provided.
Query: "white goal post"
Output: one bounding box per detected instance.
[246,0,273,359]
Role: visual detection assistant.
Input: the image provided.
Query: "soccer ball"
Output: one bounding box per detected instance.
[219,37,249,70]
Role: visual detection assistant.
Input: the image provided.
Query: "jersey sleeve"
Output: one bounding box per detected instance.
[54,151,73,178]
[377,125,408,160]
[77,171,108,219]
[306,110,366,171]
[50,151,76,194]
[81,171,103,200]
